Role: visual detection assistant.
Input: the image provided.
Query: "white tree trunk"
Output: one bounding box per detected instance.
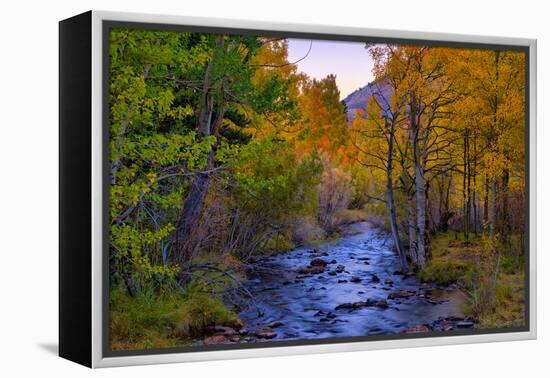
[414,161,428,268]
[386,125,408,271]
[408,194,418,264]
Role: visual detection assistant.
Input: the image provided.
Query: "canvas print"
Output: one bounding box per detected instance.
[107,26,527,352]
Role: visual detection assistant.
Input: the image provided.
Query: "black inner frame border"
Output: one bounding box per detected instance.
[102,19,531,358]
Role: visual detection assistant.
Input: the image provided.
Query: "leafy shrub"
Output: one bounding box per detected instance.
[333,208,368,226]
[263,231,296,253]
[291,217,325,246]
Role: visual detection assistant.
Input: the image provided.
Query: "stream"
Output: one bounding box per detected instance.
[237,222,472,342]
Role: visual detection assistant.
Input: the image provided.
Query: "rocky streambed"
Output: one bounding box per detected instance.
[197,222,474,345]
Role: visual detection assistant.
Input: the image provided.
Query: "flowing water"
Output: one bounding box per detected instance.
[239,222,469,341]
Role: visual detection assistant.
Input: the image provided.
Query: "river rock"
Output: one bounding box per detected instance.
[238,327,248,335]
[204,335,231,344]
[350,276,362,283]
[310,258,329,267]
[371,274,380,283]
[375,299,389,309]
[335,301,368,310]
[387,290,416,299]
[330,259,337,264]
[256,326,277,339]
[456,320,475,328]
[402,324,431,334]
[335,265,345,273]
[425,296,446,305]
[268,320,284,328]
[328,271,337,276]
[446,316,465,321]
[338,279,348,283]
[335,302,357,310]
[384,278,394,285]
[298,265,325,274]
[208,325,238,336]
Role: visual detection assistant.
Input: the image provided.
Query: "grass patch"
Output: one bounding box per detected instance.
[176,288,243,337]
[476,272,525,329]
[418,260,470,285]
[109,284,242,351]
[500,254,524,275]
[425,231,526,329]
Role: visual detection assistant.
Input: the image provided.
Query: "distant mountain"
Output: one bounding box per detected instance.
[342,80,391,122]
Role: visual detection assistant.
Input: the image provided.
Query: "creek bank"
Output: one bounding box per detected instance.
[198,222,472,345]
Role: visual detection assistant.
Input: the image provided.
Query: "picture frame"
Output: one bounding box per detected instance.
[59,10,537,368]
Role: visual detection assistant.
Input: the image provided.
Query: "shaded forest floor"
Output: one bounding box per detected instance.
[418,232,525,329]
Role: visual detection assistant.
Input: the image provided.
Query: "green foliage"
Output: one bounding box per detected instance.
[230,136,322,221]
[220,136,323,256]
[109,29,303,285]
[263,231,296,253]
[109,29,219,292]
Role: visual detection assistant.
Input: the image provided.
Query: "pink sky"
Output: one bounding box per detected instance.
[287,38,375,99]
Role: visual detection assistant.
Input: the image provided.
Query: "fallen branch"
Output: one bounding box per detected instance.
[189,264,264,317]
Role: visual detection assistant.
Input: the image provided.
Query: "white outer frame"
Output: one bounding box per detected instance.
[90,10,537,368]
